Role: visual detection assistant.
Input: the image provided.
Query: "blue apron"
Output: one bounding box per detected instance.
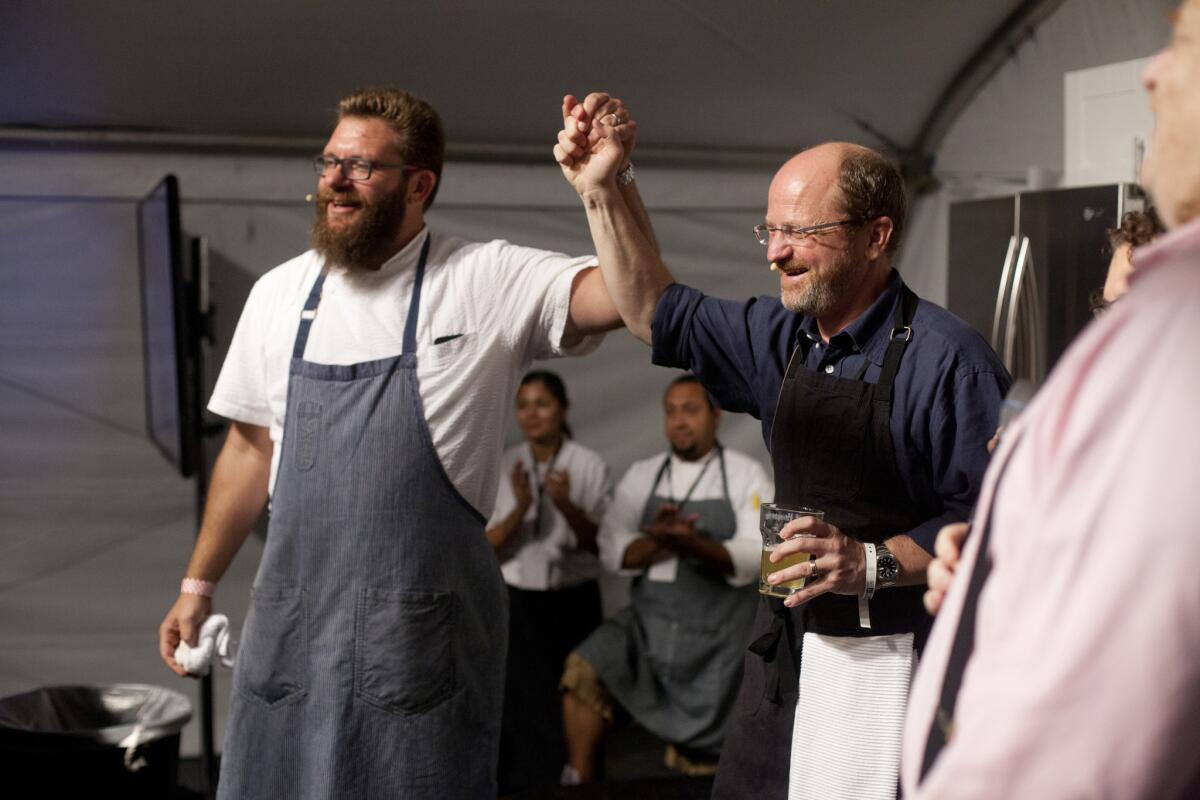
[218,234,507,799]
[576,447,757,753]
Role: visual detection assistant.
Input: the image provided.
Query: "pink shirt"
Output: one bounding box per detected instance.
[902,219,1200,799]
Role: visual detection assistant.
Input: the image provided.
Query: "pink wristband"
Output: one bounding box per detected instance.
[181,578,216,597]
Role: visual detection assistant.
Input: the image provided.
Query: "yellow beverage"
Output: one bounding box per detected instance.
[758,548,812,598]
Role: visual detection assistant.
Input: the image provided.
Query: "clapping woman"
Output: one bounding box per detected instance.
[486,371,612,792]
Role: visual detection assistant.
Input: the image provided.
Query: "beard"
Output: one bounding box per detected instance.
[779,249,863,317]
[310,183,408,272]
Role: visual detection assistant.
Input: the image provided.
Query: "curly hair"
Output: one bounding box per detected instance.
[1108,207,1165,251]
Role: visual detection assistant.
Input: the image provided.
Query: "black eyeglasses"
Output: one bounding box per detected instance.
[312,155,421,182]
[753,218,864,246]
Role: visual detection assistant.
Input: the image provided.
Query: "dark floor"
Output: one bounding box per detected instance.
[176,725,715,799]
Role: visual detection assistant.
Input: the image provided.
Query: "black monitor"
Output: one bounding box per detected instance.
[137,175,199,477]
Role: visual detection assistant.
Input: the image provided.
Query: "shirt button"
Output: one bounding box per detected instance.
[824,364,835,374]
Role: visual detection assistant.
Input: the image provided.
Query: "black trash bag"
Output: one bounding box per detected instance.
[0,684,192,798]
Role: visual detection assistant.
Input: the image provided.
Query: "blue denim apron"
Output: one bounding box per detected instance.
[576,447,757,752]
[218,234,507,799]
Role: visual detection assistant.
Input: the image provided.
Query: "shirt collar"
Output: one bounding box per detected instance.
[329,224,430,278]
[797,269,904,365]
[376,225,431,274]
[1131,217,1200,284]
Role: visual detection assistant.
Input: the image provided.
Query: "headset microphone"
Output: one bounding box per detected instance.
[770,262,780,272]
[305,194,314,203]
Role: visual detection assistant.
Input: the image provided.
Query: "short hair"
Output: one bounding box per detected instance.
[665,374,718,410]
[837,148,907,255]
[1108,207,1165,251]
[337,88,445,209]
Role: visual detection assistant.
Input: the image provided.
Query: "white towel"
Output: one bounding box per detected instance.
[788,632,916,800]
[174,613,236,676]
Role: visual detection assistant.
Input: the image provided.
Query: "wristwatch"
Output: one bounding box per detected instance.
[875,543,899,589]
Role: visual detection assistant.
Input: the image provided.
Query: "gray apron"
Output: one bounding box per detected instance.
[218,234,507,799]
[576,447,757,753]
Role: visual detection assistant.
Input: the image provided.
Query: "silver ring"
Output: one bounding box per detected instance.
[605,113,625,126]
[809,560,819,580]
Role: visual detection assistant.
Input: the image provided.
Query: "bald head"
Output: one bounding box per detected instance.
[771,142,907,255]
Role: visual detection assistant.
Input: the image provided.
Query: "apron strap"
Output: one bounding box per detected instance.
[873,285,919,401]
[292,272,328,360]
[401,233,433,355]
[919,437,1017,780]
[717,444,730,505]
[292,233,432,361]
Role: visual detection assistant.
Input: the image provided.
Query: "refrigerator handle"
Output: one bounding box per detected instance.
[1004,236,1032,371]
[991,235,1019,352]
[1024,246,1046,383]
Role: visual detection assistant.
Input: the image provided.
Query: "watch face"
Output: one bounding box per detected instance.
[878,549,899,582]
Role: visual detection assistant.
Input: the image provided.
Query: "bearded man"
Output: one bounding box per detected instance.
[553,96,1010,798]
[157,87,623,799]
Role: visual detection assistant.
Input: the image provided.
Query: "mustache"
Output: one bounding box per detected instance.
[316,189,365,207]
[774,260,811,274]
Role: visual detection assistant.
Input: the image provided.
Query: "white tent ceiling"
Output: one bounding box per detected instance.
[4,0,1038,162]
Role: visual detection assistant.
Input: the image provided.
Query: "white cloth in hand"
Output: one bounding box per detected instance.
[174,613,236,676]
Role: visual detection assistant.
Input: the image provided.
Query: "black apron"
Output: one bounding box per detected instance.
[712,285,931,799]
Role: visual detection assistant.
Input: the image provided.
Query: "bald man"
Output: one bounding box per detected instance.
[554,95,1008,799]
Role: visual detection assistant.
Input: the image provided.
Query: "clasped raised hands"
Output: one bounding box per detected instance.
[554,92,638,193]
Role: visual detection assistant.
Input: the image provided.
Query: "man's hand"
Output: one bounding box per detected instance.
[767,515,867,607]
[511,461,534,510]
[159,592,213,677]
[924,522,969,615]
[643,504,701,549]
[554,93,637,195]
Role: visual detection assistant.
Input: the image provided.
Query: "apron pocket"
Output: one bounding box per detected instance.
[234,585,307,708]
[355,588,457,715]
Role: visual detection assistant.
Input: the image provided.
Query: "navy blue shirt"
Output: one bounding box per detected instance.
[650,270,1011,554]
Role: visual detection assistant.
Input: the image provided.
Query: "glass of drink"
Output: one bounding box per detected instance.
[759,503,825,598]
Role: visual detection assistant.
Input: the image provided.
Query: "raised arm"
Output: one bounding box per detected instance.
[557,92,673,343]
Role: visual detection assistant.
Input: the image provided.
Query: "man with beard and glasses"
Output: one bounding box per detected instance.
[902,4,1200,797]
[156,87,629,799]
[552,94,1009,799]
[559,375,770,784]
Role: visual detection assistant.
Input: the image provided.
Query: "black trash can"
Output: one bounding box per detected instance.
[0,683,192,799]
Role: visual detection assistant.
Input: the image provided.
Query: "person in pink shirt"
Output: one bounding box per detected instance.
[902,3,1200,797]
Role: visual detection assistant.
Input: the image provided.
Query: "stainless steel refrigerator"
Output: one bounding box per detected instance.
[946,184,1144,383]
